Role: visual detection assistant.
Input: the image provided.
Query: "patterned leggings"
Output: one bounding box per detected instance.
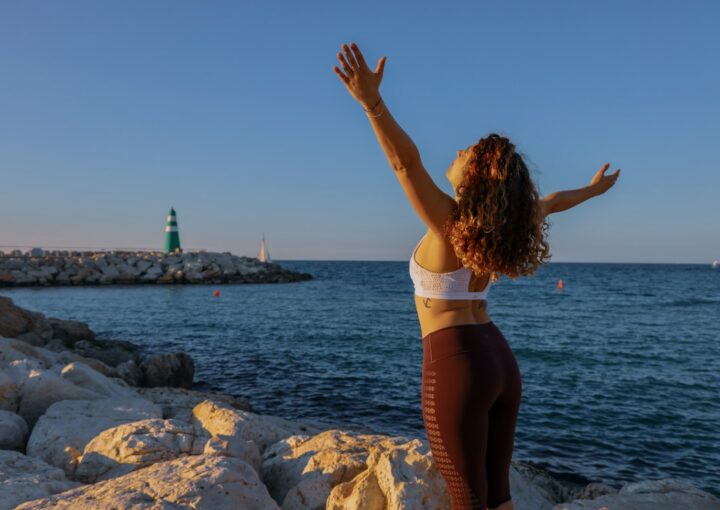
[421,321,522,509]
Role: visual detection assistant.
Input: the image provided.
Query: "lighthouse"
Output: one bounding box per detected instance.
[163,207,181,253]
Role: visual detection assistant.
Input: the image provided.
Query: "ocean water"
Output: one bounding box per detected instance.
[2,261,719,496]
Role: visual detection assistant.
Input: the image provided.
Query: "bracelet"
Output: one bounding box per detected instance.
[362,96,382,112]
[365,100,385,118]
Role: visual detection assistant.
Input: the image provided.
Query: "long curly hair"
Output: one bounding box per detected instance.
[443,133,551,283]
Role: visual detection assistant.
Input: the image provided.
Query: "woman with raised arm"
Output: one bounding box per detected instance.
[332,42,620,510]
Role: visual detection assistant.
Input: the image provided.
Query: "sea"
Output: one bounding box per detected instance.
[2,261,719,497]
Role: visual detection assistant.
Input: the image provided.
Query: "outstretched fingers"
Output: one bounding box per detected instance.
[342,43,359,69]
[337,51,354,76]
[333,65,349,84]
[349,42,370,72]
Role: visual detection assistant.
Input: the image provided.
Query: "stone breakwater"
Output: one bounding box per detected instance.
[0,250,312,287]
[1,298,719,509]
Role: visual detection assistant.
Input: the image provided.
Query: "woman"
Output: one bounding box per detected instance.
[333,42,620,510]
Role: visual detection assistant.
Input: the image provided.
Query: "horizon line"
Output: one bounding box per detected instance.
[275,259,718,266]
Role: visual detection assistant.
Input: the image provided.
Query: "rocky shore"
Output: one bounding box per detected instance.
[0,250,312,287]
[1,296,718,509]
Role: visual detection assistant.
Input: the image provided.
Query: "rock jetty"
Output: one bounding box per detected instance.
[1,297,718,509]
[0,250,312,287]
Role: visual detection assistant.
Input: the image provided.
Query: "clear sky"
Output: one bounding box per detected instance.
[1,0,718,263]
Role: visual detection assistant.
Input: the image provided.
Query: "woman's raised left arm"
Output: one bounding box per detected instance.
[542,163,621,215]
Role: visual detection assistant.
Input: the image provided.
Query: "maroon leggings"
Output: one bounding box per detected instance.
[421,321,522,509]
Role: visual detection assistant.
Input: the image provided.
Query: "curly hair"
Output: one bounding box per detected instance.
[442,133,552,283]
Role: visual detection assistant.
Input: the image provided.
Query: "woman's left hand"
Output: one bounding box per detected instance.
[590,163,621,195]
[333,42,387,109]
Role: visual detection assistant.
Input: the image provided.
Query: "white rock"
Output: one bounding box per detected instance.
[55,350,115,376]
[554,477,720,510]
[26,396,162,477]
[261,429,407,509]
[3,358,44,384]
[0,450,83,510]
[261,428,556,510]
[327,436,450,510]
[0,409,29,450]
[15,366,103,428]
[203,434,262,474]
[15,454,281,509]
[59,362,139,398]
[136,386,250,421]
[192,400,325,455]
[74,417,209,483]
[0,337,58,368]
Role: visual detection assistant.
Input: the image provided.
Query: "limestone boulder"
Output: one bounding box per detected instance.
[2,358,44,383]
[47,318,95,347]
[71,338,141,367]
[554,478,720,510]
[16,365,103,428]
[326,436,452,510]
[136,259,153,272]
[261,429,557,510]
[26,396,162,477]
[261,429,407,509]
[74,417,210,483]
[191,400,325,455]
[136,386,251,421]
[14,331,47,347]
[0,368,20,411]
[59,361,140,398]
[0,298,54,340]
[113,359,143,386]
[1,336,58,368]
[141,264,163,280]
[54,349,115,376]
[0,450,83,510]
[0,297,34,337]
[15,454,280,509]
[0,409,29,450]
[202,433,262,475]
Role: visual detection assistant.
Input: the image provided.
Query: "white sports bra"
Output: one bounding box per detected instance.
[408,233,491,300]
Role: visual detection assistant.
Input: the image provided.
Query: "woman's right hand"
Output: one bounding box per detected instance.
[333,42,387,109]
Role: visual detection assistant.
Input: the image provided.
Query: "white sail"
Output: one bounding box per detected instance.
[259,233,272,263]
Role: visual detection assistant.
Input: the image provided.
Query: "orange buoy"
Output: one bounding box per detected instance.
[557,279,564,290]
[213,290,221,297]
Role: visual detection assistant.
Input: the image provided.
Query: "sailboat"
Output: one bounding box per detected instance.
[258,233,272,263]
[712,260,719,270]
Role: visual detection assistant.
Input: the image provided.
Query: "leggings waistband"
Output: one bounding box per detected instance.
[422,321,496,341]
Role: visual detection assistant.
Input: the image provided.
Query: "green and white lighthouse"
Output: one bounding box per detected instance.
[163,207,181,253]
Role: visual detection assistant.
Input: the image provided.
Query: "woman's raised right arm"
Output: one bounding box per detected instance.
[333,41,455,234]
[333,42,421,172]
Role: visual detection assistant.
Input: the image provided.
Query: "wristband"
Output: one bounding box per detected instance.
[362,96,382,112]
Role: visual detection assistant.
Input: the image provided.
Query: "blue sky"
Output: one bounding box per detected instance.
[0,1,718,263]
